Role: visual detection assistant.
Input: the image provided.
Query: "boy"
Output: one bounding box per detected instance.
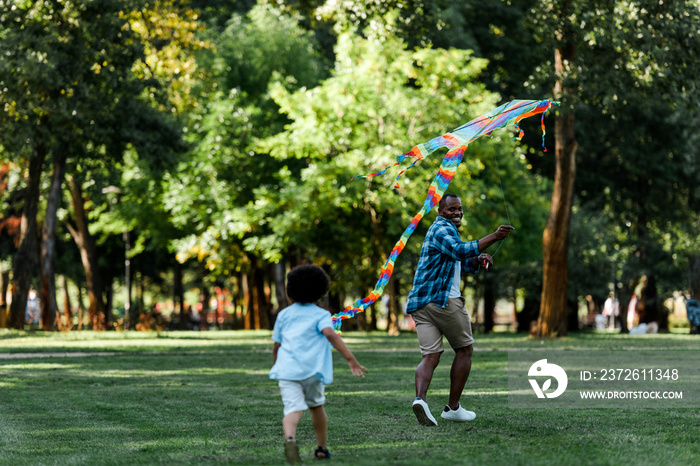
[270,264,368,463]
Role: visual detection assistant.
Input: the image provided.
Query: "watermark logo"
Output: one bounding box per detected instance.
[528,359,568,399]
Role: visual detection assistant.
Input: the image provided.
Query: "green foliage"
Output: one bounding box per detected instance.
[0,0,184,171]
[215,3,328,98]
[166,2,328,275]
[499,0,700,297]
[254,26,551,296]
[316,0,447,48]
[1,0,698,315]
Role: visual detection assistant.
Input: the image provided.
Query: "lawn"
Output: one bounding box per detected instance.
[0,329,698,465]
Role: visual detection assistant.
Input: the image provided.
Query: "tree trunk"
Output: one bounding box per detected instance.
[370,304,379,331]
[66,175,106,330]
[199,286,211,328]
[10,150,46,328]
[232,273,243,329]
[255,265,271,330]
[137,272,145,319]
[214,286,224,329]
[124,231,134,328]
[173,261,184,329]
[61,275,73,330]
[272,260,288,312]
[0,270,8,328]
[40,151,67,331]
[242,272,252,330]
[387,278,401,336]
[537,36,578,338]
[691,257,700,296]
[106,281,114,328]
[77,282,85,330]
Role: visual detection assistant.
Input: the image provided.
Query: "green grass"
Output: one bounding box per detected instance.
[0,330,699,465]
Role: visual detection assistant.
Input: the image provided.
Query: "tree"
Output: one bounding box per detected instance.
[163,3,330,328]
[0,0,183,329]
[521,0,700,336]
[538,8,578,336]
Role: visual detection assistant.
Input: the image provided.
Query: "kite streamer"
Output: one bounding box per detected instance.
[332,99,558,331]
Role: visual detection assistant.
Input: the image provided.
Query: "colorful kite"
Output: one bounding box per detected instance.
[331,99,558,331]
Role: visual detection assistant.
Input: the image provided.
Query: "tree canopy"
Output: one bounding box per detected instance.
[0,0,697,333]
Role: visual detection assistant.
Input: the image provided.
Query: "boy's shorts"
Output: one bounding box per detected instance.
[278,375,325,416]
[411,297,474,355]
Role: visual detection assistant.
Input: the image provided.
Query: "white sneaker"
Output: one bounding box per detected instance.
[412,397,438,426]
[440,403,476,422]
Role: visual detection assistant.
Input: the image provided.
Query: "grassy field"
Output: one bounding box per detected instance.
[0,329,698,465]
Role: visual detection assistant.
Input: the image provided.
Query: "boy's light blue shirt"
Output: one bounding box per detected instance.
[269,302,334,384]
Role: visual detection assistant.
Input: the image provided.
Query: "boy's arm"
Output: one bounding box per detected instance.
[272,342,281,364]
[321,327,368,377]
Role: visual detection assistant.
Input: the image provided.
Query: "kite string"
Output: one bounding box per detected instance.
[488,147,510,257]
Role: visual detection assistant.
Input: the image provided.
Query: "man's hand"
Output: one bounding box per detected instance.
[493,225,515,240]
[478,225,515,253]
[479,253,493,271]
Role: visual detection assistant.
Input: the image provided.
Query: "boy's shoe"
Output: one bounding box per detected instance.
[412,397,438,426]
[314,446,332,460]
[440,403,476,422]
[285,440,302,464]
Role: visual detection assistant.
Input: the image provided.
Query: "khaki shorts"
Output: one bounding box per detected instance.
[411,297,474,355]
[279,376,325,416]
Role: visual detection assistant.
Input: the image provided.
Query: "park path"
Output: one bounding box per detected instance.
[0,352,117,359]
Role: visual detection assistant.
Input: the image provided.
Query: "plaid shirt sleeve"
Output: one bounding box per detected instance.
[406,217,480,313]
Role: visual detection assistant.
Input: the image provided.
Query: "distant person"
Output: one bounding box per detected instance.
[188,305,202,330]
[626,294,638,331]
[269,264,368,463]
[25,289,40,326]
[686,293,700,335]
[602,292,619,330]
[405,193,513,426]
[595,313,606,331]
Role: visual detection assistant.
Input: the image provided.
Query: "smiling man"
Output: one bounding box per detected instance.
[406,193,514,426]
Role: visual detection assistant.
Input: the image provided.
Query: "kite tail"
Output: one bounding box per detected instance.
[332,144,467,331]
[334,99,559,331]
[350,148,425,186]
[540,105,553,152]
[350,133,464,189]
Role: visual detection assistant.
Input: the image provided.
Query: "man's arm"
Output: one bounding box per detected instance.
[477,225,514,252]
[433,224,480,261]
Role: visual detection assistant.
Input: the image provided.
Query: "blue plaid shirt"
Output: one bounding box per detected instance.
[406,216,480,313]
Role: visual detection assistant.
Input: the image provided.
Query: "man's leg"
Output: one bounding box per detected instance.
[411,305,444,426]
[447,345,472,410]
[413,352,442,426]
[415,352,441,400]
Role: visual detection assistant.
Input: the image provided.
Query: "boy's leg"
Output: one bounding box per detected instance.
[283,411,303,441]
[283,410,303,463]
[309,405,327,449]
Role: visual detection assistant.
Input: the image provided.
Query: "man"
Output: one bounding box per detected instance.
[406,193,514,426]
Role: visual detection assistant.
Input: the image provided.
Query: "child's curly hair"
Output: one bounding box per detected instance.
[286,264,330,304]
